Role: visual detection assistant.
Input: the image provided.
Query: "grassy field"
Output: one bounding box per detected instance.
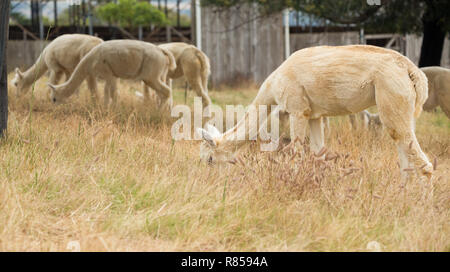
[0,74,449,251]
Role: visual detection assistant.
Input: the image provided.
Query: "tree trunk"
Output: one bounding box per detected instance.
[0,1,10,137]
[418,10,447,67]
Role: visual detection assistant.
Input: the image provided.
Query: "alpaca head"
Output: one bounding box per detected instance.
[12,68,28,96]
[363,111,382,128]
[47,83,66,105]
[197,124,236,165]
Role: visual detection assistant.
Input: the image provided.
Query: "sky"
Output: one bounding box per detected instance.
[11,0,192,19]
[10,0,321,27]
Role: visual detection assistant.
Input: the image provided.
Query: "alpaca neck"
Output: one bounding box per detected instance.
[22,55,47,89]
[220,82,276,150]
[56,57,90,98]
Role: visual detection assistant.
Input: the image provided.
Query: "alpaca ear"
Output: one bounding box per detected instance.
[205,124,221,138]
[196,128,216,147]
[47,83,56,91]
[135,91,144,99]
[15,68,23,78]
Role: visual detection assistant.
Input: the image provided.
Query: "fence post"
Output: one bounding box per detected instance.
[359,28,366,45]
[0,1,10,137]
[88,0,94,35]
[39,1,44,40]
[195,0,202,50]
[284,9,290,59]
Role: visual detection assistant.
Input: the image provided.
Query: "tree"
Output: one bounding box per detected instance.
[97,0,167,29]
[201,0,450,67]
[0,1,10,138]
[417,0,450,67]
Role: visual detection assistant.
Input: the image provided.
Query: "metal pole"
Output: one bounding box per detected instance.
[0,0,10,137]
[177,0,181,27]
[88,0,93,35]
[39,1,44,40]
[360,27,366,45]
[284,9,290,60]
[164,0,168,17]
[54,0,58,27]
[195,0,202,50]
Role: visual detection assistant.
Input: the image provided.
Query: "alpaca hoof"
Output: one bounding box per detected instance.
[421,163,433,179]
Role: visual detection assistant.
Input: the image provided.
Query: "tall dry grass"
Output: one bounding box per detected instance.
[0,74,448,251]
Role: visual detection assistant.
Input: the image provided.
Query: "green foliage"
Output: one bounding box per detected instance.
[201,0,290,15]
[201,0,450,34]
[10,12,30,25]
[133,2,166,26]
[10,11,51,26]
[97,2,120,24]
[97,0,167,28]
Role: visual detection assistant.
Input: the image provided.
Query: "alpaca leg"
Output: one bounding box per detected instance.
[202,74,209,95]
[375,82,433,178]
[438,99,450,119]
[397,144,413,180]
[309,118,325,155]
[166,78,174,109]
[108,78,118,107]
[323,117,330,136]
[359,111,369,129]
[86,76,98,104]
[142,81,152,104]
[147,79,173,112]
[289,112,308,152]
[188,77,211,108]
[48,70,64,91]
[349,114,357,129]
[63,70,81,97]
[48,70,58,87]
[48,70,59,99]
[64,71,71,81]
[103,82,111,108]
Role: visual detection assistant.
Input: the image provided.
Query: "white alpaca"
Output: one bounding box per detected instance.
[421,66,450,119]
[197,45,433,178]
[12,34,103,100]
[349,66,450,129]
[48,40,176,109]
[140,42,212,108]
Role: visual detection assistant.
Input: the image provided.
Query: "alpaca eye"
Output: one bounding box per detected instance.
[53,98,56,103]
[208,156,213,164]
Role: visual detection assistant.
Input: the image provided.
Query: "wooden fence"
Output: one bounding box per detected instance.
[290,32,359,53]
[7,40,48,73]
[7,32,450,79]
[200,5,285,86]
[406,34,450,68]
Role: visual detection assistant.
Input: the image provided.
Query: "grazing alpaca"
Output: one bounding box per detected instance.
[12,34,103,100]
[48,40,176,109]
[421,66,450,119]
[348,66,450,130]
[197,45,433,178]
[141,42,212,108]
[349,110,382,129]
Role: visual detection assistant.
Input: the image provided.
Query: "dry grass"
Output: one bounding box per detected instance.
[0,74,449,252]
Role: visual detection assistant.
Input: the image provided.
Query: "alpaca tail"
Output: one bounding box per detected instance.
[195,49,211,79]
[160,48,177,72]
[408,65,429,118]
